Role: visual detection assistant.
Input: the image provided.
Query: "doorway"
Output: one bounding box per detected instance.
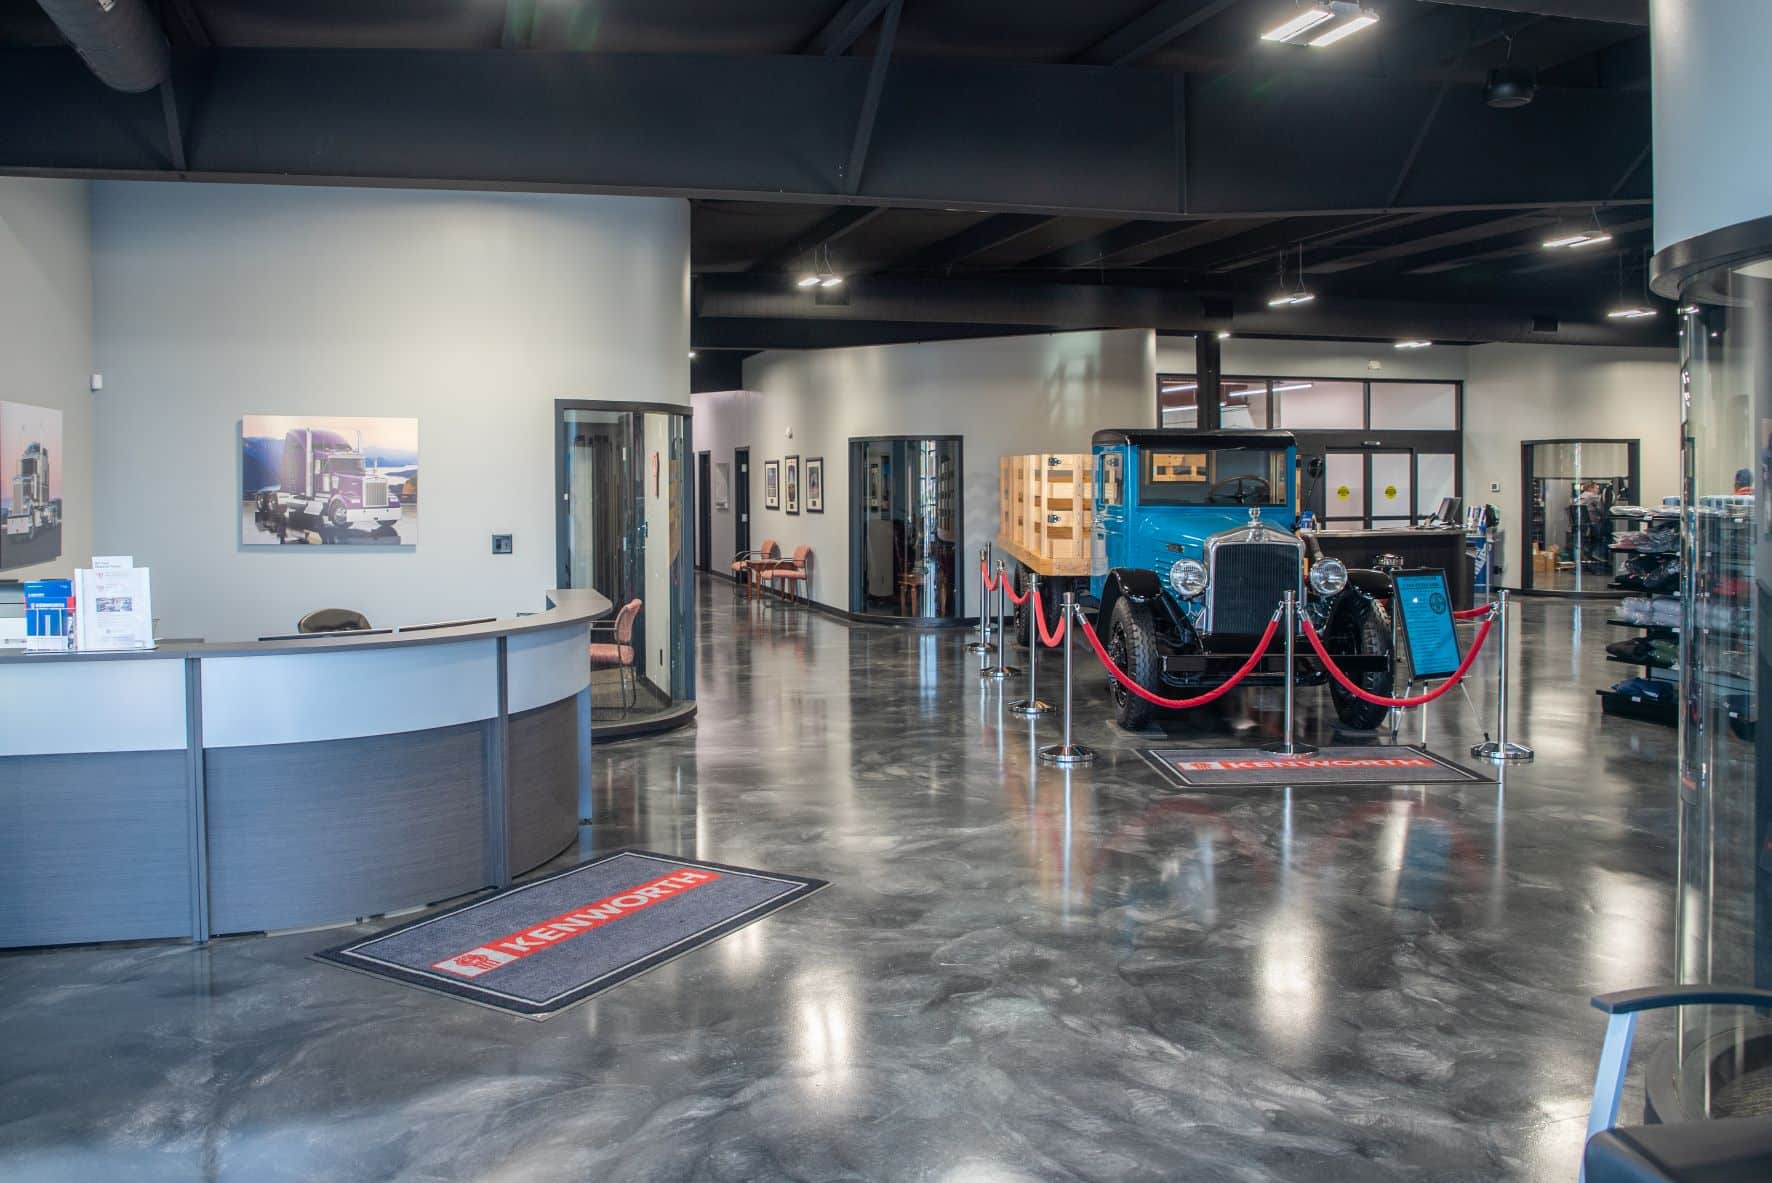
[1519,438,1641,595]
[733,447,751,562]
[848,436,963,622]
[696,450,711,572]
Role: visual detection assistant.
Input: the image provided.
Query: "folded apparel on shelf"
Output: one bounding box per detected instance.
[1610,676,1677,703]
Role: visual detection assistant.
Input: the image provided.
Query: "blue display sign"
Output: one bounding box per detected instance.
[1394,569,1461,681]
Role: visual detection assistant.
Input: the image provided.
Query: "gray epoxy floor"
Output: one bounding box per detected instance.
[0,585,1677,1182]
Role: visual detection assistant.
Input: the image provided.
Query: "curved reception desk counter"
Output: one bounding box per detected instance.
[0,589,609,950]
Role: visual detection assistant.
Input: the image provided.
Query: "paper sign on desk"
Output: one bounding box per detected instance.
[91,555,134,571]
[74,566,154,651]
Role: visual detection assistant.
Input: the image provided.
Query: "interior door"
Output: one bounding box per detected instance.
[1324,450,1366,528]
[696,450,711,571]
[1369,450,1415,529]
[733,447,750,560]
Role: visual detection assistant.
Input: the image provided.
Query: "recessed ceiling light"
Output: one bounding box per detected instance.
[1395,340,1431,350]
[1261,5,1332,42]
[1606,306,1656,320]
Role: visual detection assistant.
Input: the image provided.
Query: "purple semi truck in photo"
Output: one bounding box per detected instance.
[253,428,403,542]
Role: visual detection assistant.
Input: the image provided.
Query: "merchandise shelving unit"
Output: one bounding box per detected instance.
[1598,507,1681,726]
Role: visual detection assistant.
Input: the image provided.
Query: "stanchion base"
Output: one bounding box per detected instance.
[1260,741,1319,756]
[1007,699,1053,717]
[1471,740,1534,763]
[981,665,1022,680]
[1039,743,1095,766]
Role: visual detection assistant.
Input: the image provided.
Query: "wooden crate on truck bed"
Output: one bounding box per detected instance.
[998,452,1093,576]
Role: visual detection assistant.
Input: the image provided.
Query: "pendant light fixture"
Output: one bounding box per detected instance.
[1261,1,1377,47]
[1606,248,1656,320]
[1543,207,1613,250]
[1267,244,1316,307]
[796,243,847,289]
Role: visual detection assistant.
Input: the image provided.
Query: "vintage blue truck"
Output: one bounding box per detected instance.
[1025,429,1397,731]
[252,428,403,543]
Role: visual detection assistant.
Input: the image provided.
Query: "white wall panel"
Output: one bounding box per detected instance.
[0,658,185,755]
[507,623,592,715]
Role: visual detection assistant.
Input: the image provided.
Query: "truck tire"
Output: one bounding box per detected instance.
[1106,596,1158,731]
[1329,596,1394,732]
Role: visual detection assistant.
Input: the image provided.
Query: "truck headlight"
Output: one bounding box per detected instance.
[1309,558,1348,597]
[1168,558,1209,598]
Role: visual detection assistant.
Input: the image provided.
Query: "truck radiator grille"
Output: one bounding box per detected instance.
[1208,542,1300,634]
[364,479,389,509]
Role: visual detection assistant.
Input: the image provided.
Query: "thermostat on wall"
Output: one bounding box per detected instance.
[492,534,513,555]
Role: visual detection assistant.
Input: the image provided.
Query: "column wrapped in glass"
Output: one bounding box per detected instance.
[1667,250,1771,1118]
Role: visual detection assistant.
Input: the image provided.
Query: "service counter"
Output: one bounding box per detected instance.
[0,588,610,949]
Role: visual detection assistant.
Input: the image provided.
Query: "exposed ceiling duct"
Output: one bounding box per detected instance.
[34,0,170,93]
[1414,0,1647,25]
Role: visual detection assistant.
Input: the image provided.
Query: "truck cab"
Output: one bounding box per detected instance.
[1088,428,1396,731]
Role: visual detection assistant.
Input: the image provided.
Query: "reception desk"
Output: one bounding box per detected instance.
[0,588,609,949]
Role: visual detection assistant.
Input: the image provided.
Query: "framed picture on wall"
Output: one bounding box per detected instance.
[713,461,730,510]
[0,400,64,572]
[241,414,419,546]
[764,460,780,509]
[785,454,800,515]
[805,456,825,513]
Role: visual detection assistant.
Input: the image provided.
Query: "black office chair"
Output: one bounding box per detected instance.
[297,608,371,634]
[1581,985,1772,1182]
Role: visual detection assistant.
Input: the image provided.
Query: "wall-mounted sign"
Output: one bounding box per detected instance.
[1335,485,1350,500]
[1383,484,1398,500]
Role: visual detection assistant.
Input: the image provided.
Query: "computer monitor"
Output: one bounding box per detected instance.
[1428,496,1461,526]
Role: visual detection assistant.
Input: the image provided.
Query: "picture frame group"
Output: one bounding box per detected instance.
[765,455,824,514]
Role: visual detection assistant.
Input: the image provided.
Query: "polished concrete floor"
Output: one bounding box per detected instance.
[0,584,1678,1181]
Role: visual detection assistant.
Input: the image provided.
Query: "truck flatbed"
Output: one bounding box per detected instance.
[996,533,1091,578]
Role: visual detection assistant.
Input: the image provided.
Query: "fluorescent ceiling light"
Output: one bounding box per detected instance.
[1262,6,1332,42]
[1309,11,1378,46]
[820,275,844,288]
[1161,383,1198,393]
[1542,232,1613,249]
[796,275,821,288]
[1606,306,1656,320]
[1218,330,1232,339]
[1395,340,1431,350]
[1271,382,1314,393]
[688,351,697,359]
[1679,304,1701,315]
[1267,292,1316,307]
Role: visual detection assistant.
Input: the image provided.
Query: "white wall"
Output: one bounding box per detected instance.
[92,182,689,641]
[694,329,1156,617]
[1465,343,1679,583]
[1156,335,1471,383]
[0,178,92,579]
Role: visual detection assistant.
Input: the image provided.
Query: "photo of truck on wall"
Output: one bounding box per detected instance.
[242,415,418,546]
[0,400,65,572]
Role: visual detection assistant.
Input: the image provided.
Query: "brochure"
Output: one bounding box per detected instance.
[24,579,74,653]
[74,565,154,651]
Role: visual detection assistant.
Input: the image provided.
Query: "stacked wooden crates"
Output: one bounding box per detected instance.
[998,452,1093,575]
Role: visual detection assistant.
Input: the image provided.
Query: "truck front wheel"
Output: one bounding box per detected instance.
[1106,596,1158,731]
[1328,596,1395,732]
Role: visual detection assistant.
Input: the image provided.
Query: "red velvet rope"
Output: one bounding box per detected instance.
[1452,604,1493,620]
[1075,609,1282,709]
[1028,589,1067,647]
[1002,581,1030,606]
[1299,613,1494,708]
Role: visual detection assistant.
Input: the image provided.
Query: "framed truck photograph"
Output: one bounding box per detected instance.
[242,415,419,546]
[0,399,64,572]
[764,459,780,509]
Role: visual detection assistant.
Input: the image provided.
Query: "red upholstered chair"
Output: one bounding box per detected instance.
[589,598,643,712]
[729,540,780,600]
[765,546,813,605]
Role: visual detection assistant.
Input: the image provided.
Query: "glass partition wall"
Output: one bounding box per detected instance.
[1518,439,1641,595]
[1656,238,1770,1122]
[848,437,962,622]
[557,402,694,732]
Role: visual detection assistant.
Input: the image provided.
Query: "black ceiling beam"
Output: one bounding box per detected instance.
[1194,213,1446,273]
[1071,0,1243,68]
[0,48,1652,221]
[1308,211,1558,273]
[802,0,895,57]
[842,0,900,195]
[886,214,1053,271]
[1018,221,1200,271]
[747,206,885,273]
[698,272,1672,348]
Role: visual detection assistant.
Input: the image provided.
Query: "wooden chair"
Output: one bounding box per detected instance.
[589,598,642,713]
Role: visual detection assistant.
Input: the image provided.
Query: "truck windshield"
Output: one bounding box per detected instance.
[1138,447,1288,507]
[325,456,365,475]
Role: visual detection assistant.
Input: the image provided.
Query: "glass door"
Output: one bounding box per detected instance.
[1520,439,1641,595]
[1369,450,1415,529]
[558,403,694,728]
[1324,450,1365,529]
[849,436,962,621]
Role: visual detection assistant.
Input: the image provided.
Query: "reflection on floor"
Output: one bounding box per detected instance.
[0,586,1675,1181]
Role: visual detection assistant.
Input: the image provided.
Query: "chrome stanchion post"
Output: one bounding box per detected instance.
[1472,590,1533,763]
[983,559,1021,680]
[1263,591,1317,757]
[967,544,996,655]
[1009,573,1053,716]
[1040,594,1094,765]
